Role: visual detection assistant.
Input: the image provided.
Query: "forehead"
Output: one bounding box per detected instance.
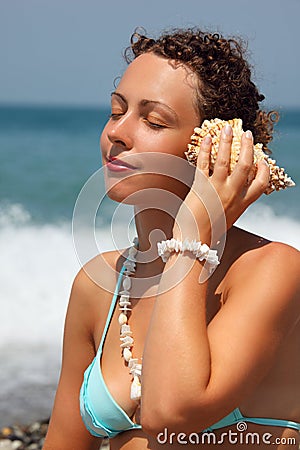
[116,53,199,120]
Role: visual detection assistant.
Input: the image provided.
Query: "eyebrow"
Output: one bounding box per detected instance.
[111,92,179,123]
[111,92,126,103]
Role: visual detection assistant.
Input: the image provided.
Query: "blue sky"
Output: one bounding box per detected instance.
[1,0,299,108]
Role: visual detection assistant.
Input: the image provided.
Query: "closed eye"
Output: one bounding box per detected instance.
[144,118,167,130]
[109,111,168,129]
[109,113,124,120]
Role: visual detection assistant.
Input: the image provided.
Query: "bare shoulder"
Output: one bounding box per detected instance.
[225,240,300,315]
[71,248,126,303]
[67,248,127,339]
[233,240,300,280]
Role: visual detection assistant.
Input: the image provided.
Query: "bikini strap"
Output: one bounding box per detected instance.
[235,408,300,431]
[97,261,126,355]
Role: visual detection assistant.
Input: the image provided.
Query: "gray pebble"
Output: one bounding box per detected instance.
[11,442,23,450]
[0,439,14,450]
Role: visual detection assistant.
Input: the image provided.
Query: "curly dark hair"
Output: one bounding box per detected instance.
[125,28,278,154]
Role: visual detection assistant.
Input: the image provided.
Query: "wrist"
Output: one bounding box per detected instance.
[174,193,212,244]
[172,222,212,247]
[157,238,220,273]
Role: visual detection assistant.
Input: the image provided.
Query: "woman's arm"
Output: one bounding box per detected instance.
[140,128,300,434]
[141,242,299,433]
[43,268,103,450]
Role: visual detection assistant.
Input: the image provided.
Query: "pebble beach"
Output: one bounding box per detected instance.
[0,420,49,450]
[0,419,110,449]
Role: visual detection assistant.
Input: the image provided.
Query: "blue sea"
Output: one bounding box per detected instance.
[0,105,299,427]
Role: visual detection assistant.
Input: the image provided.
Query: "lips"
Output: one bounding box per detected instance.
[105,156,138,171]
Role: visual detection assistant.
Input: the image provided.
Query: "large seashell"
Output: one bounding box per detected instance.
[185,118,295,195]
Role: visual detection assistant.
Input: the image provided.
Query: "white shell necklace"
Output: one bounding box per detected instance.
[118,238,142,402]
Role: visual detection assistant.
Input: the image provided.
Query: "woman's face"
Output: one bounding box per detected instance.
[100,52,200,203]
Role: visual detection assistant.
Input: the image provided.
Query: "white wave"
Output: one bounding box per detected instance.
[0,203,131,348]
[0,222,76,347]
[236,204,300,250]
[0,202,31,227]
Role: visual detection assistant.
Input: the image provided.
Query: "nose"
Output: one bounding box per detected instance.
[107,114,134,150]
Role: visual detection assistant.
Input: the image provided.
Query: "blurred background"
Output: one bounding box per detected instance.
[0,0,299,428]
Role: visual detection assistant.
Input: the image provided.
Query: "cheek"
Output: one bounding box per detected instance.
[100,120,113,155]
[161,128,196,159]
[139,135,188,159]
[100,130,108,156]
[100,140,112,170]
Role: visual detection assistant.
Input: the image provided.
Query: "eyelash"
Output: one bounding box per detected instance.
[109,113,122,120]
[145,119,166,130]
[109,113,166,130]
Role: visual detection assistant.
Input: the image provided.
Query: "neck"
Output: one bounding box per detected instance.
[135,206,176,249]
[134,204,179,275]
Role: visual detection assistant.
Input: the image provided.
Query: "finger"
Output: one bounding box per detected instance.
[196,135,211,177]
[230,130,254,190]
[244,159,270,203]
[213,124,232,179]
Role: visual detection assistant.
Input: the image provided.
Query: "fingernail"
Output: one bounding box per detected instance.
[203,136,211,144]
[245,130,253,139]
[224,124,232,136]
[262,159,269,166]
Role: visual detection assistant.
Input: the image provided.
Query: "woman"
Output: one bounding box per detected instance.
[44,29,300,449]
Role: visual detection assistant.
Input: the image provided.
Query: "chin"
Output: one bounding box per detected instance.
[106,188,132,204]
[104,172,148,205]
[106,187,152,205]
[104,170,191,206]
[104,180,139,205]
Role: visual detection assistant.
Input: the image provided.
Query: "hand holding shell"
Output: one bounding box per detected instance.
[185,118,295,195]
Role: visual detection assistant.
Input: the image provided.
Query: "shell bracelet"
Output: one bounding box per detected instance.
[118,238,142,402]
[157,238,220,272]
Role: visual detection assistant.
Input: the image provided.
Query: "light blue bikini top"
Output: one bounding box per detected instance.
[80,256,300,439]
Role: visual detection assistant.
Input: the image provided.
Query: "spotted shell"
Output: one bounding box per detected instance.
[184,118,295,195]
